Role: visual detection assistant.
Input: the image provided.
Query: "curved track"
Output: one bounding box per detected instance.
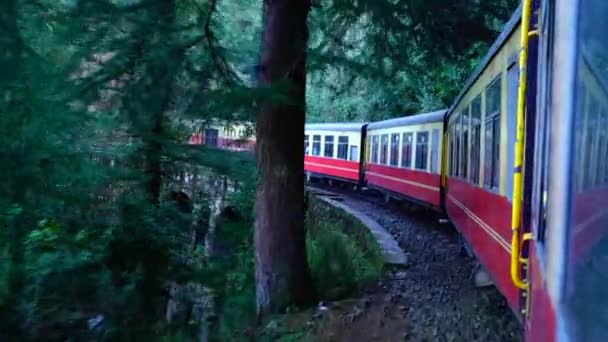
[306,181,522,341]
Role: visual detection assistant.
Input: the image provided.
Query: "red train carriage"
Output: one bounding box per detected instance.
[304,123,367,184]
[365,110,446,209]
[189,120,255,152]
[523,1,608,341]
[443,5,523,312]
[443,1,608,340]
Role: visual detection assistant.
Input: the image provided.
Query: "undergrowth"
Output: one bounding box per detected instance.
[306,196,385,300]
[214,192,384,340]
[214,189,384,341]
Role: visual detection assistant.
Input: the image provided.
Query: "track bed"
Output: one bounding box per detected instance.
[304,183,522,341]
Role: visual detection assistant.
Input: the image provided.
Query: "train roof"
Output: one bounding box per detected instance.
[448,5,522,117]
[305,122,367,132]
[366,109,447,130]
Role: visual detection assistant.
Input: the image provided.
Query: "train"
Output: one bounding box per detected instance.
[304,2,607,341]
[192,1,607,340]
[188,120,255,152]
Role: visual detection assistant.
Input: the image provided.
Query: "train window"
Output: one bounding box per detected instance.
[461,110,469,180]
[390,133,400,167]
[401,132,413,168]
[204,128,219,147]
[484,76,501,190]
[371,135,379,163]
[430,129,440,174]
[324,136,334,158]
[312,135,321,156]
[448,124,453,175]
[471,96,482,185]
[585,98,600,190]
[451,121,456,176]
[337,136,349,160]
[380,134,389,165]
[452,113,461,178]
[595,108,605,186]
[350,146,359,162]
[449,122,455,176]
[574,84,587,192]
[415,131,429,171]
[304,135,309,155]
[597,108,608,185]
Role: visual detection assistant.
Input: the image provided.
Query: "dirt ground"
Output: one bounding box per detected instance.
[260,187,522,342]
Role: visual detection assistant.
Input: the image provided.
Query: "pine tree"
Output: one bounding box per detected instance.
[254,0,315,315]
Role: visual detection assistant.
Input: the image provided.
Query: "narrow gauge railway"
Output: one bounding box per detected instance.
[303,2,608,341]
[191,1,608,340]
[307,181,522,341]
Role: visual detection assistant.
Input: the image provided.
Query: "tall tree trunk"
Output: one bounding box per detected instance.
[255,0,314,315]
[145,111,163,205]
[138,1,176,206]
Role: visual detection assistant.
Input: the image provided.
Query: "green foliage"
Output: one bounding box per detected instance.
[0,0,520,339]
[306,197,384,299]
[209,187,385,340]
[306,0,519,121]
[0,0,260,339]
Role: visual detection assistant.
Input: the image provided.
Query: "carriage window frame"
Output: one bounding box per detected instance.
[350,145,359,162]
[337,136,349,160]
[484,75,502,191]
[470,95,482,185]
[312,135,321,156]
[448,121,455,176]
[401,132,414,168]
[453,113,461,178]
[461,109,470,181]
[415,131,429,171]
[371,135,379,163]
[324,135,335,158]
[601,109,608,185]
[380,134,389,165]
[204,128,219,147]
[304,134,309,155]
[390,133,400,167]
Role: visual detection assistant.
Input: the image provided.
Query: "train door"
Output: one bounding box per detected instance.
[204,128,219,147]
[439,117,449,210]
[358,125,368,187]
[524,0,555,340]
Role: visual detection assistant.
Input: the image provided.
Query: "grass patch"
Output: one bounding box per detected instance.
[306,195,385,300]
[255,195,386,340]
[214,191,385,341]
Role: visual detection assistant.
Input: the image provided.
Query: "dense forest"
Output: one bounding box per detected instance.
[0,0,517,340]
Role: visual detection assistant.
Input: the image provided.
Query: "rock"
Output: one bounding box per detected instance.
[390,293,401,303]
[87,314,104,332]
[264,320,279,334]
[349,306,364,322]
[394,271,407,279]
[317,301,329,311]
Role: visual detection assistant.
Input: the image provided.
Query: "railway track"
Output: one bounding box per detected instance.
[306,181,522,341]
